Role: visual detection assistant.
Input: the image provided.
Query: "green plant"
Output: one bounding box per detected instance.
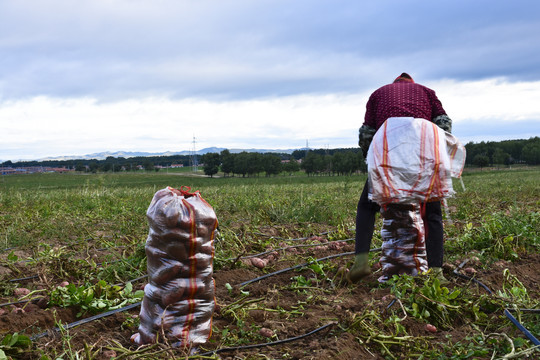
[0,333,32,359]
[290,275,313,293]
[49,280,143,317]
[305,257,335,286]
[387,274,485,329]
[497,269,533,307]
[97,243,147,283]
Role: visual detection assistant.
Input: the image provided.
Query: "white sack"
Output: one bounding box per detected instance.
[367,117,465,205]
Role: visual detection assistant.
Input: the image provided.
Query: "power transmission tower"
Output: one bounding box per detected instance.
[190,135,198,172]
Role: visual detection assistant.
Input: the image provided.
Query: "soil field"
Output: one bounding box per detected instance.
[0,169,538,359]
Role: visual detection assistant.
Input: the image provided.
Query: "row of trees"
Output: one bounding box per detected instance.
[466,137,539,167]
[201,149,366,177]
[201,151,298,177]
[3,137,538,175]
[2,154,194,171]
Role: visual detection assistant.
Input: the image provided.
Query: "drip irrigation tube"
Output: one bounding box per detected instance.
[113,274,148,287]
[30,302,142,341]
[453,261,540,347]
[198,322,335,356]
[9,275,39,282]
[239,247,382,287]
[239,252,353,287]
[0,299,34,308]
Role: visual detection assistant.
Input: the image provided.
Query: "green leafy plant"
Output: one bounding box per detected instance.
[49,280,143,317]
[388,274,486,329]
[96,243,147,283]
[290,275,313,293]
[0,333,32,359]
[497,269,533,307]
[306,257,334,286]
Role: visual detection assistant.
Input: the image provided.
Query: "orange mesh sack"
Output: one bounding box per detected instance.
[131,186,218,348]
[367,117,465,205]
[378,203,428,282]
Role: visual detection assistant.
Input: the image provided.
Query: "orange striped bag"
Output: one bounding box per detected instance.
[367,117,465,205]
[132,186,218,347]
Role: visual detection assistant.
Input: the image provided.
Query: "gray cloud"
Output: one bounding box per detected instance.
[1,0,539,102]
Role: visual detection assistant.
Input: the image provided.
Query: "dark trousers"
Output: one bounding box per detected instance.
[354,181,444,267]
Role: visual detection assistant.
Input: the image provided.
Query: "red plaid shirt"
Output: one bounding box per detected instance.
[364,80,447,130]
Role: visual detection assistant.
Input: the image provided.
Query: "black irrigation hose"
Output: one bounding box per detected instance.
[30,302,142,341]
[113,274,148,287]
[453,261,540,347]
[239,247,382,288]
[239,252,354,287]
[9,275,39,282]
[197,322,335,357]
[1,246,18,253]
[0,299,34,308]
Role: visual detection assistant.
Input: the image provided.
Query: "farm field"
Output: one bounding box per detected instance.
[0,169,538,359]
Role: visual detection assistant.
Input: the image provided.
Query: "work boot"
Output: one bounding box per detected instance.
[431,267,449,285]
[347,253,371,283]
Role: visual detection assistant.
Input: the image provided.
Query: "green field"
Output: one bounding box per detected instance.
[1,171,367,250]
[0,168,538,359]
[1,169,538,253]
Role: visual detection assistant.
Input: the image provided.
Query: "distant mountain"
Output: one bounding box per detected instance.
[34,147,305,161]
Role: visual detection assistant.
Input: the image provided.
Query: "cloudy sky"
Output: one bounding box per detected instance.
[1,0,539,161]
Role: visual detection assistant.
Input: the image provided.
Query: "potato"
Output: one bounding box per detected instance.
[251,257,267,269]
[14,288,31,297]
[259,328,274,338]
[425,324,437,333]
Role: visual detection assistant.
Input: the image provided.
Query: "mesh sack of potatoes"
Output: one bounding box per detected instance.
[378,203,428,282]
[132,186,218,347]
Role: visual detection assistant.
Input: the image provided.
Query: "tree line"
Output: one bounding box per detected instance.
[3,137,538,174]
[201,149,366,177]
[2,148,367,176]
[1,154,194,172]
[465,136,539,168]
